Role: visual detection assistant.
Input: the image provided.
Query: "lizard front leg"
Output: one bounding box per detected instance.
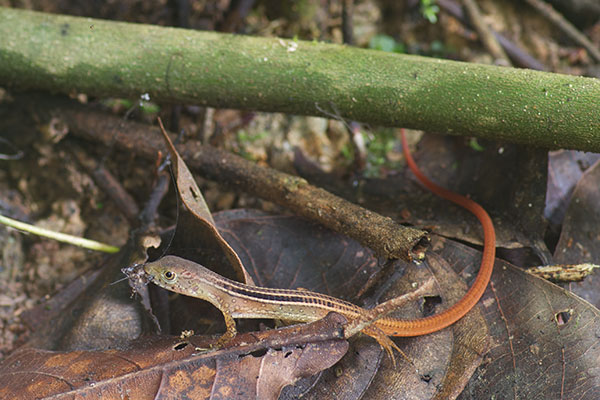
[195,298,238,352]
[214,306,238,347]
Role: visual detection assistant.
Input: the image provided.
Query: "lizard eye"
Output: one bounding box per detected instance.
[163,270,177,282]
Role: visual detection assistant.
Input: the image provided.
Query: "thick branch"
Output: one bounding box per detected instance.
[26,95,426,261]
[1,7,600,151]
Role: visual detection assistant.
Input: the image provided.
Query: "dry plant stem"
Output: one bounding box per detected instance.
[219,0,256,33]
[139,168,171,229]
[0,214,120,253]
[524,0,600,63]
[526,263,599,283]
[1,7,600,151]
[462,0,511,66]
[438,0,545,70]
[492,29,545,71]
[200,107,215,143]
[90,166,140,221]
[186,152,424,261]
[71,146,140,222]
[342,0,354,45]
[49,100,426,261]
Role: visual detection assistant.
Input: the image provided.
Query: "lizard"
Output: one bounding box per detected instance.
[132,129,496,364]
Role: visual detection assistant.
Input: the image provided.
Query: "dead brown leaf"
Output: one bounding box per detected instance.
[157,119,250,285]
[441,238,600,399]
[554,158,600,310]
[0,314,348,400]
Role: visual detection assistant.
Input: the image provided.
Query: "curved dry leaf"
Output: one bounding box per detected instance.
[214,209,382,296]
[435,239,600,399]
[284,335,383,399]
[554,158,600,308]
[0,314,349,400]
[545,150,600,226]
[157,120,250,284]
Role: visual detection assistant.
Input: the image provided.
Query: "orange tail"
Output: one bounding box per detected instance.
[374,130,496,337]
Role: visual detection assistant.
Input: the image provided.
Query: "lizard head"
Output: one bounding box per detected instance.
[143,255,189,293]
[142,255,211,298]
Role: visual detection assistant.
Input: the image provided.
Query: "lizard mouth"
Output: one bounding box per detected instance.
[121,263,151,287]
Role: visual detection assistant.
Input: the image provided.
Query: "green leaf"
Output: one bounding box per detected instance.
[368,34,405,54]
[469,138,485,152]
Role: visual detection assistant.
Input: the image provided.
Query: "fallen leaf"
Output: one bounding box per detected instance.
[439,238,600,399]
[554,158,600,309]
[0,314,348,400]
[157,119,250,285]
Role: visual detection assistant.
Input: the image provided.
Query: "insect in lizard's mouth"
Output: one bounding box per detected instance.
[122,263,152,285]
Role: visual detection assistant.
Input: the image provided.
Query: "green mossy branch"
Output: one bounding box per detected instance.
[1,7,599,151]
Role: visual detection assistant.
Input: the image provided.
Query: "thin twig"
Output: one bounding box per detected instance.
[524,0,600,63]
[342,0,354,45]
[0,214,120,253]
[71,145,140,222]
[462,0,511,66]
[0,137,24,160]
[437,0,546,70]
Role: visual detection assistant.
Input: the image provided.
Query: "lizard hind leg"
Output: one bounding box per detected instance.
[362,325,414,369]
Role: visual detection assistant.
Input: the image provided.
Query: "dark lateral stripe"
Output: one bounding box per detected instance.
[222,283,337,307]
[234,285,308,303]
[216,278,361,315]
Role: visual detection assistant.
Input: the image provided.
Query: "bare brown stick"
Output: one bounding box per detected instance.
[462,0,511,66]
[35,96,427,261]
[342,0,354,45]
[524,0,600,63]
[437,0,546,70]
[71,145,140,222]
